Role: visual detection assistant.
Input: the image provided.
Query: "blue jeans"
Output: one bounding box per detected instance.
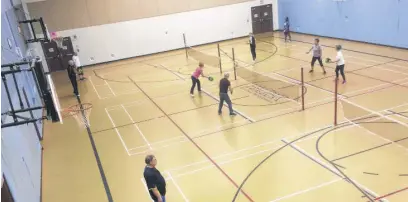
[218,93,233,114]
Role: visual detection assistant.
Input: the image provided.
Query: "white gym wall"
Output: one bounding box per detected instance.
[52,0,278,66]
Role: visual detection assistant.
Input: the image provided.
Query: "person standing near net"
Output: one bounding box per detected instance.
[190,62,206,97]
[284,17,291,42]
[327,45,346,84]
[218,73,236,116]
[143,155,166,202]
[306,38,326,74]
[67,60,79,97]
[72,52,85,80]
[249,33,256,61]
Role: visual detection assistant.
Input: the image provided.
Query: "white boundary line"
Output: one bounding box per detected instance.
[341,102,408,153]
[166,171,189,202]
[201,89,256,122]
[282,43,408,75]
[128,135,186,150]
[88,76,103,99]
[340,98,408,128]
[343,78,408,97]
[104,108,131,156]
[121,104,152,150]
[269,178,342,202]
[140,178,155,202]
[104,79,116,96]
[173,144,284,179]
[282,139,388,202]
[160,64,256,122]
[343,116,408,153]
[387,110,408,121]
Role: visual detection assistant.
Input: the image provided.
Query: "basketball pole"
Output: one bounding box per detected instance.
[232,48,237,80]
[301,67,305,111]
[334,78,338,126]
[217,44,222,74]
[183,33,188,59]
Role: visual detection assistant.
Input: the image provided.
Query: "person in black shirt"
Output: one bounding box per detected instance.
[218,73,236,116]
[67,60,79,97]
[143,155,166,202]
[249,33,256,61]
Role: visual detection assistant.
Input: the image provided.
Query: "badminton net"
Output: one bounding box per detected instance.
[339,98,408,142]
[236,66,301,102]
[186,45,220,68]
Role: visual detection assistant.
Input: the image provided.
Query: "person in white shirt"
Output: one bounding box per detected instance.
[72,52,85,80]
[306,38,326,74]
[249,33,256,61]
[328,45,346,84]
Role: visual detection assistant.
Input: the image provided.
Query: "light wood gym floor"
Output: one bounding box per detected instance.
[42,32,408,202]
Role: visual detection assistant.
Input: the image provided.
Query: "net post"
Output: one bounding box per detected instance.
[301,67,305,111]
[183,33,188,59]
[217,43,222,74]
[334,78,338,126]
[232,47,237,80]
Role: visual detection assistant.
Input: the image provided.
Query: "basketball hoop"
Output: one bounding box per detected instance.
[62,103,92,128]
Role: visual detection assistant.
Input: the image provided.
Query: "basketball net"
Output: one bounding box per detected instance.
[62,103,92,128]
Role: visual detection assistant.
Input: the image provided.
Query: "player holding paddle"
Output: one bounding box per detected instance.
[306,38,326,74]
[190,62,213,97]
[326,45,346,84]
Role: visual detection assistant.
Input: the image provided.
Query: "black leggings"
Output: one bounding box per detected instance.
[284,31,291,41]
[190,76,201,94]
[335,65,346,81]
[69,75,79,95]
[250,45,256,60]
[311,57,323,67]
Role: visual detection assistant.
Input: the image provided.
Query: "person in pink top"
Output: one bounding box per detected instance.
[190,62,206,97]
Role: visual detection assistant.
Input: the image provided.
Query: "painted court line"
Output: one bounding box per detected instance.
[296,104,406,144]
[282,44,408,75]
[269,179,342,202]
[103,78,116,96]
[140,178,155,202]
[343,78,408,97]
[104,108,131,156]
[88,76,103,99]
[160,63,256,123]
[121,104,152,150]
[167,121,342,175]
[128,135,186,150]
[201,89,256,122]
[173,144,284,179]
[166,171,189,202]
[340,98,408,128]
[283,139,386,202]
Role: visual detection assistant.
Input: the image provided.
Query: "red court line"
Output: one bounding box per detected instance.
[374,187,408,201]
[129,77,255,202]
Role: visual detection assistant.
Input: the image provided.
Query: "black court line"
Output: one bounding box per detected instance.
[331,136,408,162]
[268,33,408,62]
[128,76,255,202]
[282,139,377,199]
[92,95,249,135]
[76,96,113,202]
[231,110,406,202]
[388,110,408,119]
[363,172,379,176]
[315,120,408,202]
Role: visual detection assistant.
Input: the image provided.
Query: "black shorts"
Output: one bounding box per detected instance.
[311,57,323,66]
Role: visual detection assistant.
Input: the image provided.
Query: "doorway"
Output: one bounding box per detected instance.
[251,4,273,34]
